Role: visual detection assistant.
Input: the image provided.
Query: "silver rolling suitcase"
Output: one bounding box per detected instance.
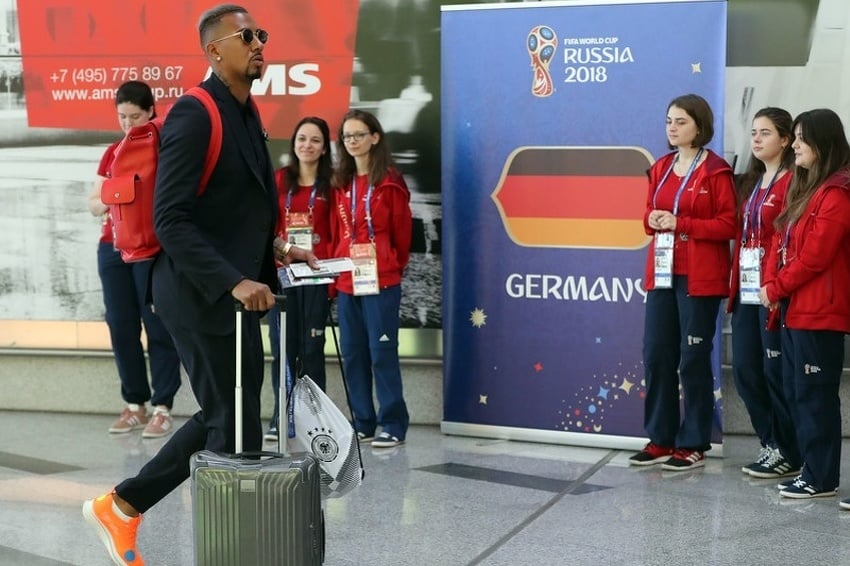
[191,297,324,565]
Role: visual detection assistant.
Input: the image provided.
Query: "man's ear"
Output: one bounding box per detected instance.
[205,43,220,62]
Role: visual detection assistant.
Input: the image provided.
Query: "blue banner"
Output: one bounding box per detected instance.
[441,0,727,447]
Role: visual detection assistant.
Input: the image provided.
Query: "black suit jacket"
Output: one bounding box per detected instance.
[152,75,278,334]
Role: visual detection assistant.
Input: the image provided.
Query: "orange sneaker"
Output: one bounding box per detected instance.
[82,492,145,565]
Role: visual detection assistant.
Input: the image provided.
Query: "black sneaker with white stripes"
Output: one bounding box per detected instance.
[741,446,772,475]
[777,475,801,490]
[779,477,837,499]
[747,449,799,479]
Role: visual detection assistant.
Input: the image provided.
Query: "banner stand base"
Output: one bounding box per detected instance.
[441,421,724,457]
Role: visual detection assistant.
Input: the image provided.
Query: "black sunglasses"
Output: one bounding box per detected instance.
[210,28,269,46]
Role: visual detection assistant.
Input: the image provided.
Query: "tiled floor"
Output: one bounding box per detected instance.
[2,410,850,566]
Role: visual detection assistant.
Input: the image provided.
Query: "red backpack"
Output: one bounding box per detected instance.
[101,86,222,263]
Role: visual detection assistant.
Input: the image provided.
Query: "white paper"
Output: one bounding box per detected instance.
[288,257,356,279]
[277,267,334,288]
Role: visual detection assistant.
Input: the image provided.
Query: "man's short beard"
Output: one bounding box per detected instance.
[247,69,262,81]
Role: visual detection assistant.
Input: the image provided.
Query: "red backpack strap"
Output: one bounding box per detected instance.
[185,86,223,196]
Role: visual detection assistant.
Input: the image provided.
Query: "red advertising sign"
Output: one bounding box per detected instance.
[16,1,359,138]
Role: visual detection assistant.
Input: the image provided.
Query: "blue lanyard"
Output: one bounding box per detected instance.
[350,178,375,242]
[285,183,317,219]
[652,148,704,216]
[742,168,782,246]
[781,222,794,253]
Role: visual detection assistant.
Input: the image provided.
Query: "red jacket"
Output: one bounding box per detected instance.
[330,169,412,294]
[274,167,332,261]
[763,170,850,332]
[643,150,736,296]
[726,170,792,311]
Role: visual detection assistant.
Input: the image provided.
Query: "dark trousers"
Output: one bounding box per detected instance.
[115,310,264,513]
[731,300,799,465]
[267,284,330,426]
[97,243,181,408]
[780,314,843,490]
[643,276,720,451]
[338,285,409,440]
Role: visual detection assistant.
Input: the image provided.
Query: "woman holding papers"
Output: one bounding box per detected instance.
[265,116,334,441]
[628,94,736,471]
[330,109,412,449]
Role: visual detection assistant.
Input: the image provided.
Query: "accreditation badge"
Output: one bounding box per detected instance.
[286,212,313,252]
[739,247,762,305]
[350,243,379,296]
[653,232,674,289]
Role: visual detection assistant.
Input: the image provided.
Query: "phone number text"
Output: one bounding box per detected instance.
[49,66,185,85]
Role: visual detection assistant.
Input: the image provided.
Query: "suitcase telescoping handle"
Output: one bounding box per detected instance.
[234,295,287,456]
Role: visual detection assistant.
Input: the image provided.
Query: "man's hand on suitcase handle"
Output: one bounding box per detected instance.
[231,279,276,311]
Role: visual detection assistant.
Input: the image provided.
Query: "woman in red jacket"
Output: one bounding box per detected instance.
[264,116,334,441]
[87,81,181,439]
[330,109,412,448]
[628,94,736,470]
[759,108,850,500]
[728,107,800,479]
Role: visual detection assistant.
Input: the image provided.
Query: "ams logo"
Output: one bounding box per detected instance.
[207,64,321,95]
[252,63,321,96]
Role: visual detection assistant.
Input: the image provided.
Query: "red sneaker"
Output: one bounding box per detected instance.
[142,407,173,439]
[82,492,145,565]
[628,442,674,466]
[108,404,148,434]
[661,448,705,471]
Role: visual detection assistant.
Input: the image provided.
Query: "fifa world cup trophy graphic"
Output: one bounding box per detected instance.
[527,25,557,97]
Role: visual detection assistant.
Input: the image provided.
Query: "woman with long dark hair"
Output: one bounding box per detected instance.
[265,116,334,441]
[760,108,850,500]
[729,107,800,479]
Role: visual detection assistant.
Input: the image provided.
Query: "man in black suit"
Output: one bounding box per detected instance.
[83,5,316,563]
